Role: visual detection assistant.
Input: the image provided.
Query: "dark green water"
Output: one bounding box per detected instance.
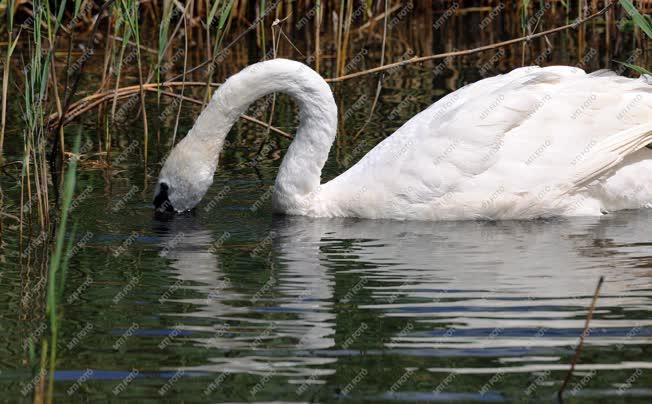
[1,48,652,401]
[3,132,652,402]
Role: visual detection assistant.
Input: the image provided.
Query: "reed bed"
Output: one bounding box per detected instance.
[0,1,649,401]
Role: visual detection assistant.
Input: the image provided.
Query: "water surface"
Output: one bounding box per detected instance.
[2,163,652,401]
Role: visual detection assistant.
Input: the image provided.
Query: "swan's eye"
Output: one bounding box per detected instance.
[154,182,174,212]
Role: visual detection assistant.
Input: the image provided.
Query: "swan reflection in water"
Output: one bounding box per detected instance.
[153,211,652,376]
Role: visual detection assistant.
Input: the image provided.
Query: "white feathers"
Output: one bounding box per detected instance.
[316,65,652,220]
[158,59,652,220]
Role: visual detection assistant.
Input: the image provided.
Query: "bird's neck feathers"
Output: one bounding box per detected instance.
[182,58,338,214]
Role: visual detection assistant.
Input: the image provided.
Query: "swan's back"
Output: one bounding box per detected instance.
[317,66,652,220]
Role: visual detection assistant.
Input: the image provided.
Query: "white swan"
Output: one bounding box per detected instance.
[154,58,652,220]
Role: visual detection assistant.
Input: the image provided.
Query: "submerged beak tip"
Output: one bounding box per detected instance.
[153,198,175,212]
[153,182,175,213]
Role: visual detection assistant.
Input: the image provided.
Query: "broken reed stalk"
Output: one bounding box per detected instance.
[557,276,605,400]
[355,3,402,33]
[48,82,221,124]
[46,81,293,139]
[325,1,616,83]
[147,88,292,139]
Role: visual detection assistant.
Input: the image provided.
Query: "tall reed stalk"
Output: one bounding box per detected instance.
[120,0,149,172]
[41,133,81,404]
[1,0,18,157]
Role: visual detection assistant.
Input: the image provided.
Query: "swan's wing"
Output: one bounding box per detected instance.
[510,123,652,219]
[319,66,652,219]
[484,69,652,216]
[564,123,652,191]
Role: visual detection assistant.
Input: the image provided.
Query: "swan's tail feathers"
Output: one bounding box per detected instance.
[563,123,652,194]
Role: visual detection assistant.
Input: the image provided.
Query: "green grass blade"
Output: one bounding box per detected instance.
[6,0,14,29]
[217,0,234,30]
[615,60,652,75]
[619,0,652,39]
[59,221,79,298]
[47,134,81,321]
[207,0,221,27]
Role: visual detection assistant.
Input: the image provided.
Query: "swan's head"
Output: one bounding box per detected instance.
[153,137,217,213]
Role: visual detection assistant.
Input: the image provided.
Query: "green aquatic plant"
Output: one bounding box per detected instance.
[204,0,235,102]
[618,0,652,75]
[618,60,652,75]
[119,0,149,168]
[43,133,81,403]
[21,0,70,231]
[619,0,652,39]
[1,0,19,156]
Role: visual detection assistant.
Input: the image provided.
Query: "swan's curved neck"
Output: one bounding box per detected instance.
[188,59,337,213]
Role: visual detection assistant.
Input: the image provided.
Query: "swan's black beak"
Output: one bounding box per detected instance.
[153,182,175,213]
